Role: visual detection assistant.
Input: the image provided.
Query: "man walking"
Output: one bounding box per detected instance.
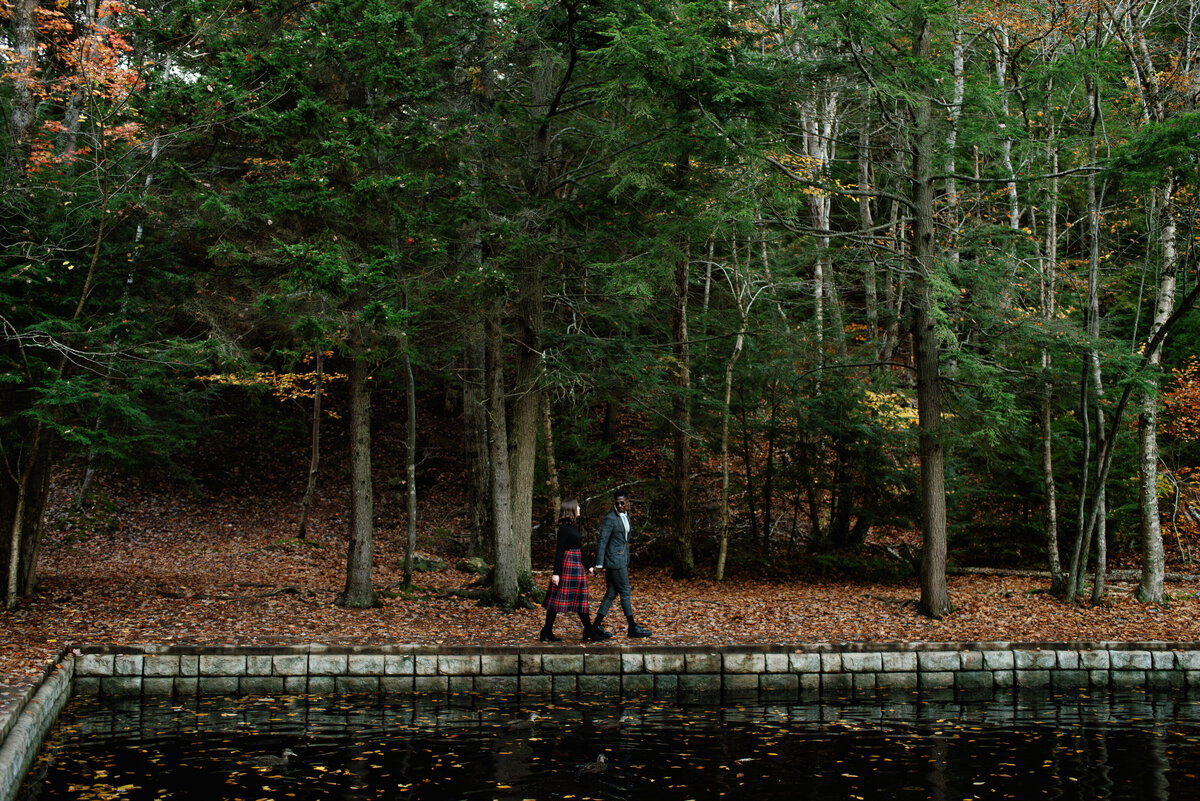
[593,491,652,638]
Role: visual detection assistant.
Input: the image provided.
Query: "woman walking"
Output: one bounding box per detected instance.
[541,499,611,642]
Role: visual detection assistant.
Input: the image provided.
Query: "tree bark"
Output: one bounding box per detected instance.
[542,392,561,526]
[911,10,951,618]
[297,349,324,540]
[671,246,694,579]
[340,355,377,608]
[463,320,494,562]
[402,349,418,591]
[485,299,519,607]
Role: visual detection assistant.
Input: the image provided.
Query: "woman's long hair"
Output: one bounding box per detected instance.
[559,498,580,524]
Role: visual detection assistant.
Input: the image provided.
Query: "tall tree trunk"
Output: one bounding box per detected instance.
[402,349,418,591]
[912,11,951,618]
[541,392,561,527]
[671,246,694,579]
[485,299,519,607]
[507,263,541,600]
[1137,176,1176,603]
[463,321,494,562]
[716,245,747,582]
[1041,127,1064,592]
[7,0,39,171]
[340,356,377,608]
[297,349,324,540]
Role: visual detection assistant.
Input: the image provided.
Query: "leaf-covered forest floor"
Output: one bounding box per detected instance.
[4,403,1200,723]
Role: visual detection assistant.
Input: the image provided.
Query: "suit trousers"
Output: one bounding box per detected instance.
[597,566,635,619]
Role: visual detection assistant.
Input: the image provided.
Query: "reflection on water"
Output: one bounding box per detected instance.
[20,688,1200,800]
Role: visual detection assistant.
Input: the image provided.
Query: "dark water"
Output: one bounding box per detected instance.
[19,689,1200,800]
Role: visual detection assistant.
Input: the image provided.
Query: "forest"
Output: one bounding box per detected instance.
[3,0,1200,623]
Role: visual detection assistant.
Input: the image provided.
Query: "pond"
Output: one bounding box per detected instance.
[18,688,1200,800]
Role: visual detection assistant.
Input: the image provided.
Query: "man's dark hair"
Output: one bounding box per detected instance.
[614,491,627,501]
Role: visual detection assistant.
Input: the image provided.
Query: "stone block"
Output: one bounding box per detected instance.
[790,653,821,673]
[143,655,181,678]
[173,677,199,696]
[917,652,960,672]
[334,676,379,693]
[1177,651,1200,671]
[415,655,438,676]
[273,655,308,676]
[240,676,285,695]
[438,654,480,676]
[956,671,993,691]
[1050,670,1089,689]
[199,655,247,677]
[381,676,414,694]
[579,675,621,695]
[385,654,415,675]
[1187,671,1200,688]
[179,656,199,676]
[920,672,955,691]
[1014,650,1056,670]
[307,676,337,694]
[851,673,877,694]
[519,653,543,674]
[622,653,645,673]
[197,676,239,695]
[686,652,721,673]
[765,653,790,673]
[876,672,918,690]
[308,653,349,675]
[74,677,101,695]
[983,651,1014,671]
[1080,650,1110,670]
[142,678,175,696]
[722,673,760,698]
[1152,651,1176,670]
[724,652,766,674]
[655,674,680,695]
[112,654,143,677]
[348,654,386,676]
[842,652,882,673]
[553,674,578,694]
[1109,651,1152,671]
[799,673,821,699]
[543,654,585,674]
[622,674,655,694]
[520,675,553,695]
[76,654,114,676]
[1148,670,1183,690]
[821,673,853,695]
[820,653,843,673]
[448,676,476,695]
[1055,651,1080,670]
[1015,670,1051,688]
[584,654,622,675]
[475,676,519,696]
[992,670,1016,688]
[414,676,449,694]
[680,674,721,703]
[881,652,917,672]
[959,651,983,670]
[283,676,308,693]
[644,653,685,673]
[481,654,519,676]
[760,673,799,699]
[243,656,272,676]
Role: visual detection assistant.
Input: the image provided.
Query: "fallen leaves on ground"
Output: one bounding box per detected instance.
[4,472,1200,724]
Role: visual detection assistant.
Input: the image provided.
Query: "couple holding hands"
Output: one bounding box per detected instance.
[539,491,653,643]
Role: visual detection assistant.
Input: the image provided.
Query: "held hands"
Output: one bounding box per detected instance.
[552,575,560,586]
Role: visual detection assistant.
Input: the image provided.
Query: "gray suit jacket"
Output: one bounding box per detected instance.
[595,509,631,569]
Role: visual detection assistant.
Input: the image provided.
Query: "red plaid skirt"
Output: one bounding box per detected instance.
[545,548,589,613]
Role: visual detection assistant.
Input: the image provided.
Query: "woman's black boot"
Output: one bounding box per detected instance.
[540,610,561,642]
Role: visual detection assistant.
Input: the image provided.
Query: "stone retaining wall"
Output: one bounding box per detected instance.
[67,641,1200,703]
[6,641,1200,801]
